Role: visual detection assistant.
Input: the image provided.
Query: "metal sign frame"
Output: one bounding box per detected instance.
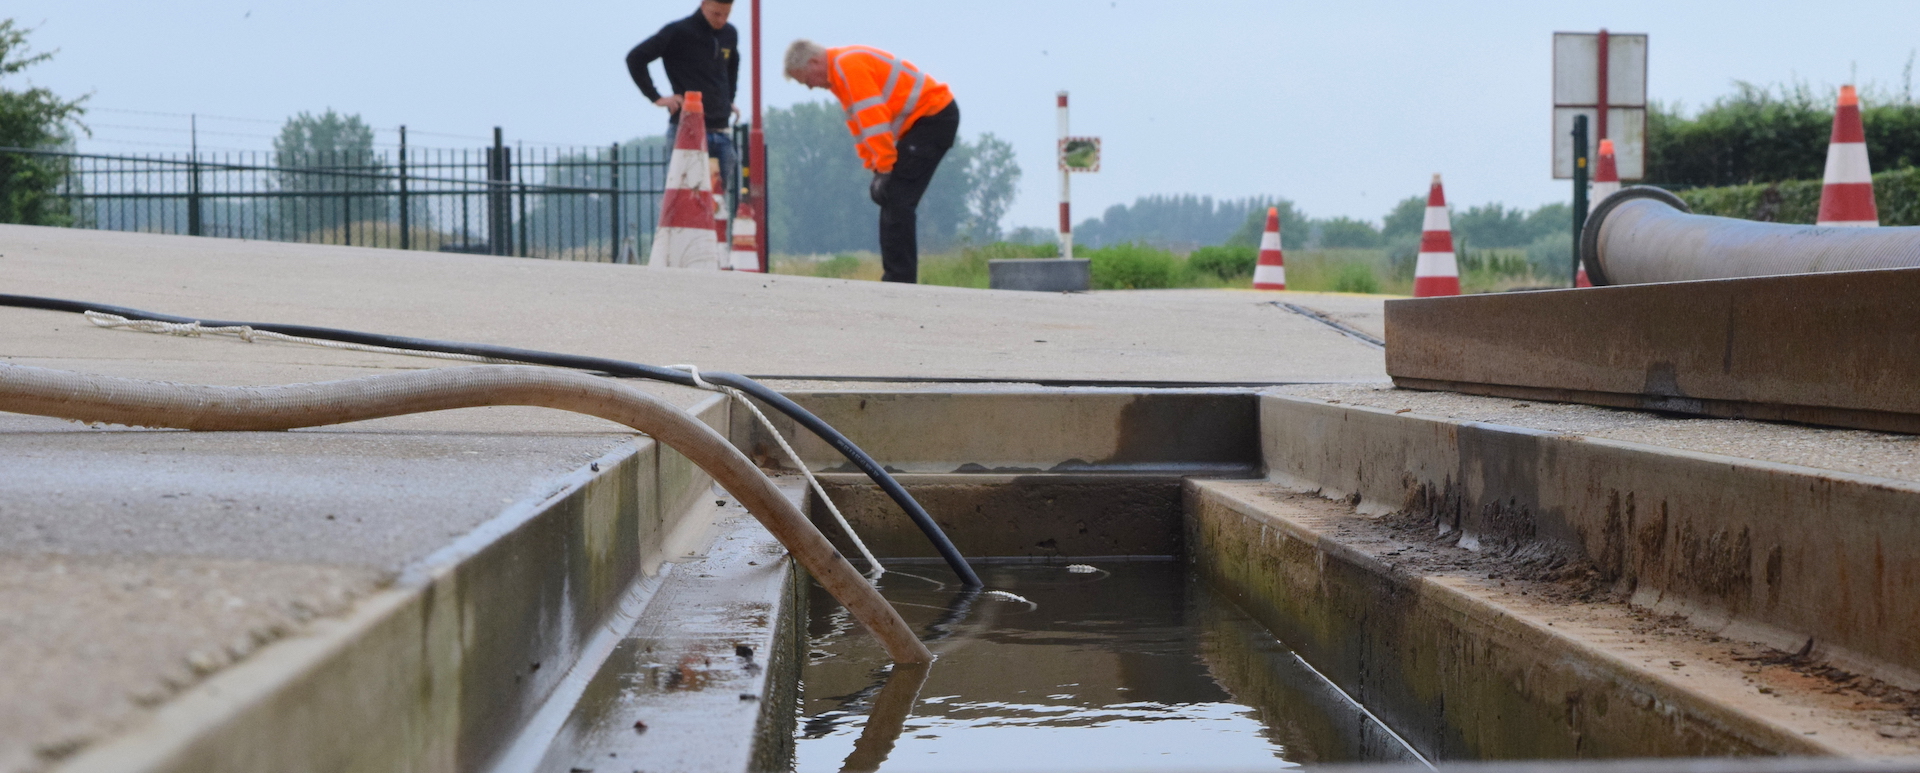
[1553,31,1648,180]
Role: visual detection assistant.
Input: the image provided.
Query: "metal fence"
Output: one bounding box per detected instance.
[4,127,748,263]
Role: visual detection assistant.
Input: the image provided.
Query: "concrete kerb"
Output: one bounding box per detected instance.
[54,394,729,773]
[1185,480,1835,758]
[1257,392,1920,694]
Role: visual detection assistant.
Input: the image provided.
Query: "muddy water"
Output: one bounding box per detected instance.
[793,562,1422,772]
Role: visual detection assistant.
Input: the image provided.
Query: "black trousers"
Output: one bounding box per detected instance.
[879,101,959,283]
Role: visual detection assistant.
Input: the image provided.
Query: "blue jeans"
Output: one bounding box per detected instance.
[667,120,738,205]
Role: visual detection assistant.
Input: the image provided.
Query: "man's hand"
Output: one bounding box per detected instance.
[655,95,685,113]
[869,172,891,206]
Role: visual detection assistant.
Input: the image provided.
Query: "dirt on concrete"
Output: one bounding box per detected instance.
[1241,480,1920,755]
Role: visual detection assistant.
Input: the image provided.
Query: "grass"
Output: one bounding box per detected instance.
[771,242,1556,295]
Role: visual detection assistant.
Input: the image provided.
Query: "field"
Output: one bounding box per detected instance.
[770,242,1561,295]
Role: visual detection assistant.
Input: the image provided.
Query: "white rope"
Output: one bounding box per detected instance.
[83,311,889,584]
[669,364,886,582]
[83,311,504,363]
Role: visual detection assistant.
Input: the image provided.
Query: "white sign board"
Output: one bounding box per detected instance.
[1552,32,1648,180]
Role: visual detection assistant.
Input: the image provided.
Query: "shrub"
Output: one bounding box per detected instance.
[1186,244,1256,280]
[1675,166,1920,225]
[1331,261,1381,293]
[1525,232,1575,282]
[1085,243,1179,289]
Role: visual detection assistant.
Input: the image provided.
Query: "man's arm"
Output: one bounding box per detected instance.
[625,26,674,102]
[727,29,741,105]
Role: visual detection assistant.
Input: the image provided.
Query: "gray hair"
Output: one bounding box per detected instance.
[784,39,827,80]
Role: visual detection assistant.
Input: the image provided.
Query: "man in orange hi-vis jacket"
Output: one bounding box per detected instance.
[786,39,959,283]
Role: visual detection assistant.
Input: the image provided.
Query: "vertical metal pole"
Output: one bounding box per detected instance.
[188,114,203,236]
[1571,114,1590,287]
[399,125,411,250]
[343,151,352,246]
[490,127,506,256]
[516,145,528,258]
[750,0,768,271]
[610,142,622,263]
[1057,91,1072,259]
[1596,29,1610,143]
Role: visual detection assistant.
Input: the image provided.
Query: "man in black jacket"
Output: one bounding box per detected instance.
[626,1,741,199]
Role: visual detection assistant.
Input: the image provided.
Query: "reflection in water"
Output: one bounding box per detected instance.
[794,562,1422,772]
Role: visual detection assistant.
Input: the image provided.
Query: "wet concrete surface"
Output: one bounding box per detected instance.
[794,562,1421,771]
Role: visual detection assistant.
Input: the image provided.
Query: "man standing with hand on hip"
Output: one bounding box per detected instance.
[785,39,958,283]
[627,1,740,197]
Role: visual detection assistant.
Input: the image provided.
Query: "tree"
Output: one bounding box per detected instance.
[0,20,87,226]
[272,109,391,237]
[766,100,1022,254]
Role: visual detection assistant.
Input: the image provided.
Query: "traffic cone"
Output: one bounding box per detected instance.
[1252,206,1286,290]
[1591,139,1621,206]
[1412,174,1459,297]
[1817,85,1878,227]
[649,92,721,269]
[1573,139,1618,287]
[711,160,732,269]
[730,197,762,272]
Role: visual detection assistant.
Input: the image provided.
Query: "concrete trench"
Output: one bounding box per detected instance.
[30,385,1920,770]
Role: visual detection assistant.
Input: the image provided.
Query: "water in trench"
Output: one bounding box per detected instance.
[793,561,1422,772]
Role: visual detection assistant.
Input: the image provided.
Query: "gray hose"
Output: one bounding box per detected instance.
[0,362,934,665]
[1582,187,1920,285]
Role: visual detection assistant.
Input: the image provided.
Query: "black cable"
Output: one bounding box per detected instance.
[0,293,983,588]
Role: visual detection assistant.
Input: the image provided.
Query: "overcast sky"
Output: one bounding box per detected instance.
[12,1,1920,230]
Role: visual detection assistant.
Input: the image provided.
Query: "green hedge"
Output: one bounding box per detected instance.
[1676,166,1920,225]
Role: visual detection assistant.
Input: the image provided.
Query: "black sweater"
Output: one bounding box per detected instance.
[626,10,739,131]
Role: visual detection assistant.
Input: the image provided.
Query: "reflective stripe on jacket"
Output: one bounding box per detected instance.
[826,46,953,173]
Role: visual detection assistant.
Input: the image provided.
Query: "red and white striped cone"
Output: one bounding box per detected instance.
[648,92,721,269]
[711,161,732,269]
[729,197,762,272]
[1574,139,1620,287]
[1252,206,1286,290]
[1591,138,1621,206]
[1412,174,1459,297]
[1818,85,1879,227]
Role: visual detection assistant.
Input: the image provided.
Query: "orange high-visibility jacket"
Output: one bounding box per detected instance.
[826,46,953,174]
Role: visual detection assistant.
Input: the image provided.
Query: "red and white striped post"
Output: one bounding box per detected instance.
[1057,91,1073,259]
[648,92,721,269]
[1252,207,1286,290]
[1818,84,1879,227]
[1412,174,1460,297]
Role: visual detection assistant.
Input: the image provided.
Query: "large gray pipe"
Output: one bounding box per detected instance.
[1581,187,1920,285]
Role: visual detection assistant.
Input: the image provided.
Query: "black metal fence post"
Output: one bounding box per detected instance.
[609,142,622,263]
[488,127,507,256]
[187,114,203,237]
[399,125,410,250]
[1571,114,1590,286]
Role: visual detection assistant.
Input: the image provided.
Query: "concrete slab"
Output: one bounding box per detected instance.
[1384,270,1920,433]
[0,224,1387,384]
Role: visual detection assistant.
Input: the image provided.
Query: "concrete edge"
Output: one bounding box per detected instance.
[1186,479,1840,759]
[54,393,731,773]
[730,390,1261,476]
[1259,392,1920,693]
